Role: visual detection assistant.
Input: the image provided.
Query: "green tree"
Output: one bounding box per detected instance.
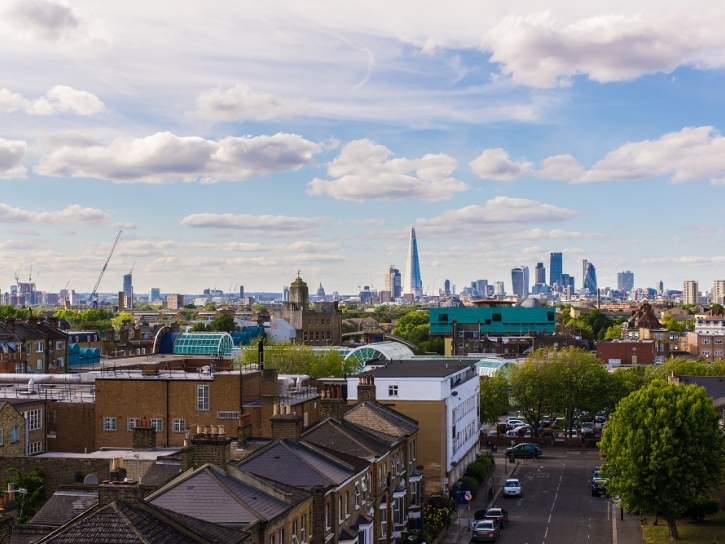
[203,302,217,311]
[234,339,357,377]
[661,315,686,332]
[508,356,558,435]
[606,366,647,409]
[599,380,725,540]
[111,311,135,331]
[6,468,45,523]
[189,322,208,332]
[391,310,430,352]
[479,372,510,426]
[604,324,622,339]
[183,303,197,310]
[207,314,239,333]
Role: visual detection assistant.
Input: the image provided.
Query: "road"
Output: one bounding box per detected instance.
[488,449,612,544]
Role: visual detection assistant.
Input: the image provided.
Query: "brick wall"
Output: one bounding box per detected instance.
[0,457,110,500]
[47,402,96,454]
[0,404,25,457]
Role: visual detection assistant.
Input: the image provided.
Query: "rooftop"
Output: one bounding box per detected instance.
[357,358,480,378]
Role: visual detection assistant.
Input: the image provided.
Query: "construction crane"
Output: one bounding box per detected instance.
[90,230,122,308]
[129,261,136,275]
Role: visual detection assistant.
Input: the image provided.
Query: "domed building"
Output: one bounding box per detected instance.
[316,283,325,297]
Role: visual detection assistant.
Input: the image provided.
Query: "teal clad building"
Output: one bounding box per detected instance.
[429,306,556,336]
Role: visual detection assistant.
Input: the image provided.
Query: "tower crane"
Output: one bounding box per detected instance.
[129,261,136,275]
[90,230,122,308]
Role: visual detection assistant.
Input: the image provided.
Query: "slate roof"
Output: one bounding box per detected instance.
[29,491,98,527]
[358,359,478,378]
[35,499,239,543]
[676,375,725,403]
[147,465,289,526]
[12,323,47,341]
[343,401,418,443]
[302,418,390,459]
[141,461,184,488]
[237,438,356,487]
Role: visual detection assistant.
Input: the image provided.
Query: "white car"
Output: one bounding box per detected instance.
[503,478,522,497]
[506,418,525,427]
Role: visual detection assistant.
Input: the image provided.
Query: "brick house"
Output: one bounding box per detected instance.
[0,399,46,456]
[687,332,725,362]
[595,340,656,365]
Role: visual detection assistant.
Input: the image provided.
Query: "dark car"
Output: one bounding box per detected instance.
[591,478,608,497]
[472,520,500,542]
[484,507,508,529]
[505,443,542,459]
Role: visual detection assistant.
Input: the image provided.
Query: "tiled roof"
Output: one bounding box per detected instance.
[147,465,289,526]
[344,402,418,442]
[237,438,356,487]
[676,375,725,402]
[35,500,222,543]
[154,506,249,544]
[302,418,390,458]
[141,462,184,488]
[29,491,98,526]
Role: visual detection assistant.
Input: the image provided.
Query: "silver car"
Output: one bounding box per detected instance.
[472,520,500,542]
[503,478,522,497]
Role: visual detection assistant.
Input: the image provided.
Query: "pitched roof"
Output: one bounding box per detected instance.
[141,461,184,488]
[237,438,357,487]
[343,402,418,443]
[302,418,390,459]
[35,499,238,543]
[29,490,98,526]
[147,465,290,526]
[676,375,725,402]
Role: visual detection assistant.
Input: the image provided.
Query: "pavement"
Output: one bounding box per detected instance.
[440,450,643,544]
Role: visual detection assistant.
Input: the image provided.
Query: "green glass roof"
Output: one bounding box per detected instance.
[478,359,514,377]
[344,342,416,372]
[173,332,234,357]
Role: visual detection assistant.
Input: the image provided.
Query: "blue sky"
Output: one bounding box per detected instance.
[1,0,725,296]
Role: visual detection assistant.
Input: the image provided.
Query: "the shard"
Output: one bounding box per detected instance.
[403,226,423,299]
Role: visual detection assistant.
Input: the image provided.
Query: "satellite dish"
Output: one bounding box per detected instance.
[83,474,99,485]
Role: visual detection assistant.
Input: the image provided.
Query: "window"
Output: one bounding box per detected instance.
[197,385,210,411]
[492,313,502,322]
[388,385,398,397]
[716,351,723,357]
[703,339,711,345]
[36,360,43,371]
[28,441,42,455]
[716,339,724,345]
[127,418,139,431]
[24,409,42,431]
[301,515,306,542]
[345,491,350,517]
[56,341,64,350]
[35,342,44,353]
[702,351,711,357]
[338,496,343,522]
[380,505,387,537]
[325,500,330,529]
[279,529,285,544]
[438,313,448,322]
[0,428,4,446]
[151,418,163,432]
[269,534,275,544]
[292,520,297,539]
[104,417,117,432]
[457,331,464,338]
[10,426,19,443]
[355,483,360,508]
[218,411,239,420]
[173,419,186,433]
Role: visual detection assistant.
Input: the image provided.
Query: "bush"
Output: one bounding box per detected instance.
[459,476,479,498]
[684,495,720,521]
[423,496,455,542]
[464,459,491,485]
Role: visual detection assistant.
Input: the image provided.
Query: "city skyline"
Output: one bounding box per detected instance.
[2,2,725,294]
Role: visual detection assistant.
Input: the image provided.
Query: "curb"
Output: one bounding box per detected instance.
[488,460,520,507]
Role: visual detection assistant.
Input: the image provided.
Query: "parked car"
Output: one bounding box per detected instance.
[505,443,542,459]
[484,507,509,529]
[595,412,607,423]
[472,520,500,542]
[471,509,488,528]
[502,478,522,497]
[591,478,609,497]
[581,422,595,432]
[542,415,551,427]
[487,429,499,436]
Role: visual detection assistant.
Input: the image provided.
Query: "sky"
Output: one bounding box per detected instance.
[2,0,725,296]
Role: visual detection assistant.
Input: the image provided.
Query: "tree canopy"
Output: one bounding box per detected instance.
[234,339,358,377]
[190,314,239,333]
[55,309,114,331]
[391,310,443,354]
[600,380,725,540]
[479,372,510,426]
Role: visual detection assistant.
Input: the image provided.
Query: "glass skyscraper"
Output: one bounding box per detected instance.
[511,266,529,297]
[403,227,423,299]
[549,252,563,286]
[583,262,597,294]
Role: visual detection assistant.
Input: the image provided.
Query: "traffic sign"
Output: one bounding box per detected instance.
[464,491,472,501]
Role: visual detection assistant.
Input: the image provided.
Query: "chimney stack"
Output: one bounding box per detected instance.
[271,403,303,440]
[237,413,253,447]
[357,374,377,403]
[98,480,143,507]
[320,384,347,420]
[189,424,232,469]
[132,418,156,450]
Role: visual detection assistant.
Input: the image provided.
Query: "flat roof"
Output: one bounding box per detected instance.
[38,448,181,461]
[357,359,479,378]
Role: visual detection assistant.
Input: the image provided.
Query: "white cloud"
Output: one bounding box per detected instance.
[0,138,27,178]
[179,213,328,237]
[518,228,606,240]
[416,196,577,237]
[470,148,532,181]
[196,84,305,122]
[35,131,322,183]
[307,139,466,202]
[8,0,79,42]
[0,203,109,224]
[535,154,586,181]
[0,86,105,116]
[485,11,725,88]
[343,218,386,226]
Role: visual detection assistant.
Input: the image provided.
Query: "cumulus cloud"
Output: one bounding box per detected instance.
[179,213,328,237]
[470,148,532,181]
[416,196,577,237]
[0,138,27,178]
[485,11,725,88]
[0,86,105,116]
[8,0,79,42]
[35,131,322,183]
[0,203,109,224]
[518,228,606,240]
[307,139,466,202]
[196,84,306,122]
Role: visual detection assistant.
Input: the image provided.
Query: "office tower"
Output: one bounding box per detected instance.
[683,280,699,305]
[385,266,402,298]
[550,252,563,286]
[534,262,546,285]
[561,274,575,292]
[712,280,725,305]
[149,288,161,302]
[658,281,664,293]
[494,281,504,296]
[617,271,635,292]
[511,266,530,297]
[583,262,597,294]
[123,273,133,309]
[476,279,487,297]
[444,279,451,296]
[403,226,423,299]
[240,285,244,300]
[283,286,290,302]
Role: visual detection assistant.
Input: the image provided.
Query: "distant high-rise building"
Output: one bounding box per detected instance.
[550,252,563,286]
[385,266,402,298]
[476,279,487,297]
[683,280,699,305]
[511,266,530,298]
[583,262,597,294]
[149,288,161,302]
[444,279,451,296]
[658,281,664,294]
[560,274,575,292]
[283,286,290,302]
[403,227,423,299]
[123,273,133,309]
[239,285,244,300]
[617,271,635,292]
[712,280,725,305]
[167,294,184,310]
[534,263,546,285]
[494,281,504,296]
